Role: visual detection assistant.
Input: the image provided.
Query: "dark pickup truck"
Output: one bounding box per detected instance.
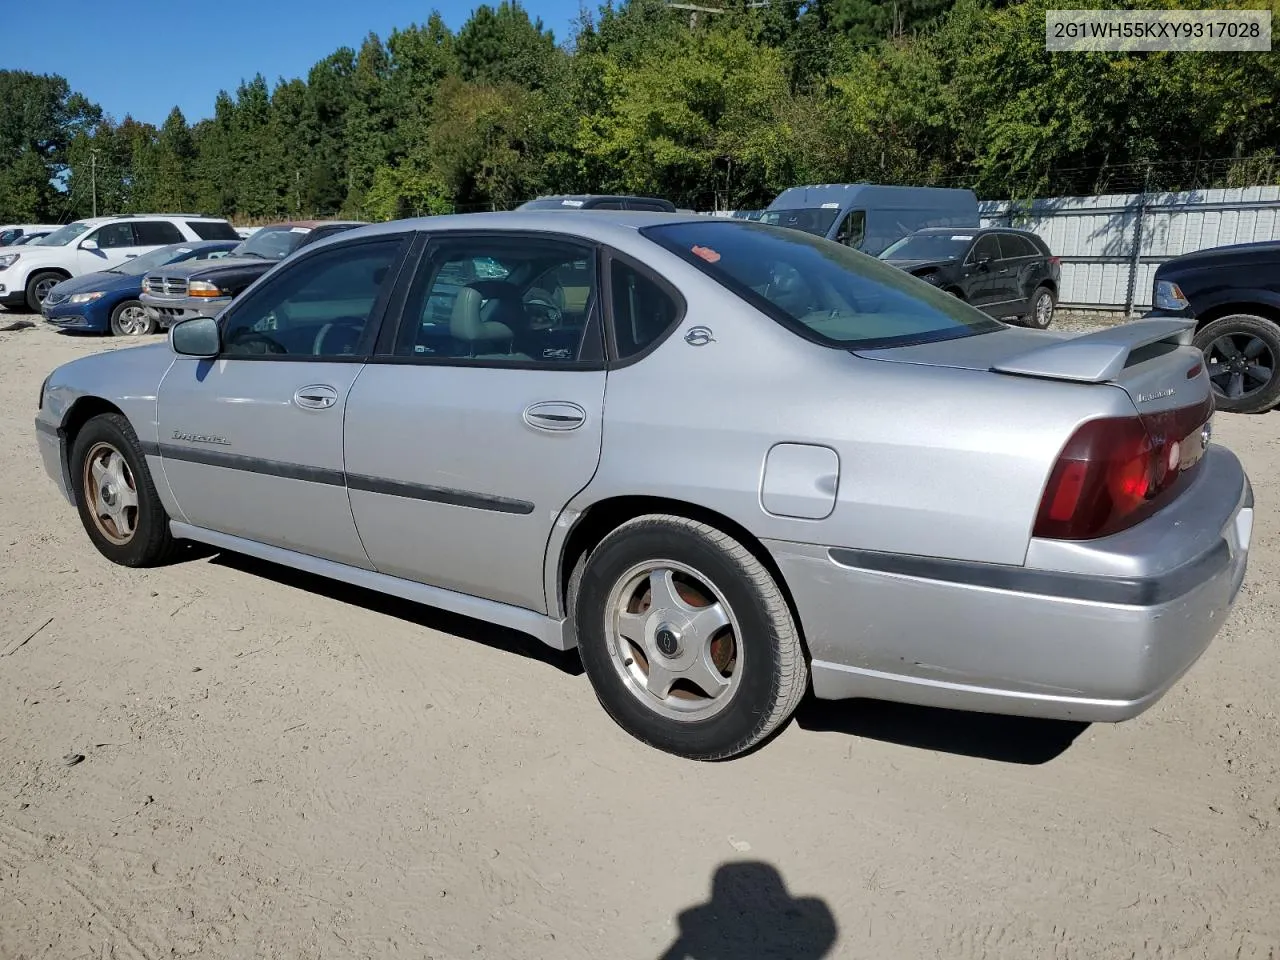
[139,220,364,333]
[1146,240,1280,414]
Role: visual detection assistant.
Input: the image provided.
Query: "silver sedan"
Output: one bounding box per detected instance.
[34,211,1253,760]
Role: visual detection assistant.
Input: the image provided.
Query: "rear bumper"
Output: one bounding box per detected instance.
[767,446,1252,721]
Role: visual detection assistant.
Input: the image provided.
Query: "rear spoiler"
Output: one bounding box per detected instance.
[991,318,1196,384]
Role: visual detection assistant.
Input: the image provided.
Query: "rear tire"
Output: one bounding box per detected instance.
[110,299,156,337]
[572,515,807,760]
[25,271,65,312]
[1024,285,1055,329]
[69,413,179,567]
[1194,314,1280,414]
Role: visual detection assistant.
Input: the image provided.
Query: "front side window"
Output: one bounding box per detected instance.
[834,210,866,248]
[643,220,1002,350]
[394,236,599,365]
[91,223,136,249]
[134,220,184,245]
[221,239,402,358]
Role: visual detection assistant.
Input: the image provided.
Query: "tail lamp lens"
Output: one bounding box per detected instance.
[1034,397,1213,540]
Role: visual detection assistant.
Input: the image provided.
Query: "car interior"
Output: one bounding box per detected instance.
[399,245,597,363]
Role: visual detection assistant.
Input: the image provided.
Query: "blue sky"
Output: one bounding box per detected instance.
[7,0,585,127]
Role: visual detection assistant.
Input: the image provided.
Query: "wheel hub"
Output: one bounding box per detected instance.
[655,625,682,658]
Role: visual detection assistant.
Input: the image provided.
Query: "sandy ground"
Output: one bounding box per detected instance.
[1,313,1278,960]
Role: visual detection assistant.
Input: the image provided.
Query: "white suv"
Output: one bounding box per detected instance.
[0,214,240,312]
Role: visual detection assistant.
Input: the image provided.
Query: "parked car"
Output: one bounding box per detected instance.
[0,223,60,247]
[11,231,54,246]
[760,184,979,256]
[516,194,677,212]
[139,220,365,332]
[1146,241,1280,414]
[879,227,1061,328]
[0,214,239,312]
[41,240,238,336]
[35,213,1251,761]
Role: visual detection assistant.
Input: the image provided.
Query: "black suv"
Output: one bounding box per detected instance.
[515,194,677,213]
[879,227,1061,328]
[1146,241,1280,414]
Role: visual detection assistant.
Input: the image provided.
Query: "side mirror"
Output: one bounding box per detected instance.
[80,238,99,251]
[169,316,220,358]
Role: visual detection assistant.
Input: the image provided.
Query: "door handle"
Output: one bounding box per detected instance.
[523,401,587,432]
[294,384,338,410]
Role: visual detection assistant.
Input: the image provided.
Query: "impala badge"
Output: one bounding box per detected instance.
[1135,388,1175,404]
[684,325,716,346]
[172,430,230,445]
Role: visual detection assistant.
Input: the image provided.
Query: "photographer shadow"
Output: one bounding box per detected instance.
[657,862,837,960]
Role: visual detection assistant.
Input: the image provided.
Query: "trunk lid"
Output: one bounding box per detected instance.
[855,318,1210,415]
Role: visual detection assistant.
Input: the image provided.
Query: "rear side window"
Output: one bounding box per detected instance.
[186,220,240,241]
[642,220,1001,350]
[394,236,600,365]
[998,234,1037,259]
[610,260,680,360]
[134,220,184,245]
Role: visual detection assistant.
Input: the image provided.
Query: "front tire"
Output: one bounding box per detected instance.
[110,299,156,337]
[573,515,807,760]
[69,413,179,567]
[1193,314,1280,414]
[25,271,65,312]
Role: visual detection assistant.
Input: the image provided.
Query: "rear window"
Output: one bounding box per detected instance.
[186,220,240,241]
[642,221,1003,350]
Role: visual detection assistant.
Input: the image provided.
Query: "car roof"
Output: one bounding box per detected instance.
[258,219,366,230]
[67,213,231,227]
[908,226,1036,237]
[327,210,702,245]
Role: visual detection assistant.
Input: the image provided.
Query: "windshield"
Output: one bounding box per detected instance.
[112,244,196,276]
[231,225,308,260]
[642,220,1002,349]
[756,207,841,237]
[35,222,92,246]
[880,233,975,261]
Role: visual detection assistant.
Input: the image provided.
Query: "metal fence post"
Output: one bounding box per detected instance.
[1123,165,1152,315]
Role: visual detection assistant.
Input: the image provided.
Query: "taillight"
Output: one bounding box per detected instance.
[1048,256,1061,268]
[1034,397,1213,540]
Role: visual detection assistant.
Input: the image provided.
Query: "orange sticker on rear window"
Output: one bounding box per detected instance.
[691,245,721,263]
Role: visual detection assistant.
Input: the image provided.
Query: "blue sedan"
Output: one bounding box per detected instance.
[43,240,238,336]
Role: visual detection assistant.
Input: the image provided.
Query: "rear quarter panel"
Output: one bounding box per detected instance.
[573,258,1137,568]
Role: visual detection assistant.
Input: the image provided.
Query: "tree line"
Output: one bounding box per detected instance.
[2,0,1278,225]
